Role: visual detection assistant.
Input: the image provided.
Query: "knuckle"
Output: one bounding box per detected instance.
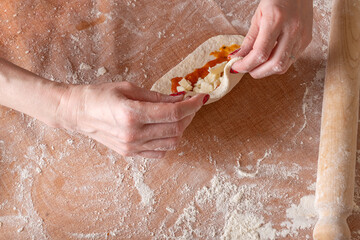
[165,138,181,150]
[254,49,269,64]
[121,151,131,157]
[170,137,181,147]
[153,92,163,102]
[288,27,298,37]
[123,111,137,126]
[173,122,184,136]
[272,60,287,73]
[154,152,166,159]
[274,6,286,22]
[170,106,183,121]
[250,13,258,25]
[279,68,288,75]
[246,34,255,42]
[116,128,137,143]
[123,132,136,143]
[115,131,123,140]
[175,137,182,146]
[120,81,133,89]
[265,7,284,25]
[122,144,134,155]
[290,20,301,32]
[249,72,262,79]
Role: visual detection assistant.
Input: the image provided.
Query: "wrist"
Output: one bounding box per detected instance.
[54,84,86,131]
[24,80,73,129]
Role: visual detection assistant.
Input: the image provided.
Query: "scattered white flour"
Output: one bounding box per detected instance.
[258,162,301,180]
[313,0,332,14]
[156,172,278,239]
[157,171,320,239]
[353,202,360,213]
[156,202,200,239]
[96,66,107,77]
[70,233,103,239]
[132,167,155,209]
[197,173,276,239]
[70,34,80,43]
[166,207,175,214]
[112,74,123,82]
[221,212,276,240]
[80,62,92,70]
[157,30,166,38]
[126,157,155,212]
[236,149,272,178]
[307,182,316,191]
[0,143,49,238]
[294,86,309,140]
[280,195,318,237]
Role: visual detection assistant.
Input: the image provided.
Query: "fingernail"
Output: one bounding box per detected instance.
[229,48,240,56]
[230,68,239,74]
[170,91,186,96]
[203,94,210,104]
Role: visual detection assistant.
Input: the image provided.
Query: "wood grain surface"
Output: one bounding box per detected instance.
[314,0,360,239]
[0,0,359,239]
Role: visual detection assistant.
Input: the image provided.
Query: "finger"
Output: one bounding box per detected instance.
[120,82,185,103]
[233,11,261,58]
[103,113,194,144]
[138,113,195,141]
[142,137,181,151]
[128,93,207,124]
[88,133,136,157]
[231,19,282,73]
[103,131,170,158]
[249,33,296,79]
[138,151,167,159]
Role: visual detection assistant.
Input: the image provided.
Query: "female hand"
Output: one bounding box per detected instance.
[229,0,313,78]
[57,82,208,158]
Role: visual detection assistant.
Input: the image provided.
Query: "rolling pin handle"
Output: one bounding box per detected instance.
[313,214,350,240]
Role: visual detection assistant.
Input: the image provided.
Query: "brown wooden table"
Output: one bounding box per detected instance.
[1,0,359,239]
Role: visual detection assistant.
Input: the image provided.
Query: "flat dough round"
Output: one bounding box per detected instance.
[151,35,245,104]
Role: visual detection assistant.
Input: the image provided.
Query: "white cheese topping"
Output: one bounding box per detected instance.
[175,62,226,93]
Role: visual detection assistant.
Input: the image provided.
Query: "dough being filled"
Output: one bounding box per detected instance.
[151,35,245,104]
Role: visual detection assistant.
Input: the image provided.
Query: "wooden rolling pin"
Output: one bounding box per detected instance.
[313,0,360,239]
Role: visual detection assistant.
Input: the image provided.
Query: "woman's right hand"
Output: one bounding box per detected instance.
[56,81,208,158]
